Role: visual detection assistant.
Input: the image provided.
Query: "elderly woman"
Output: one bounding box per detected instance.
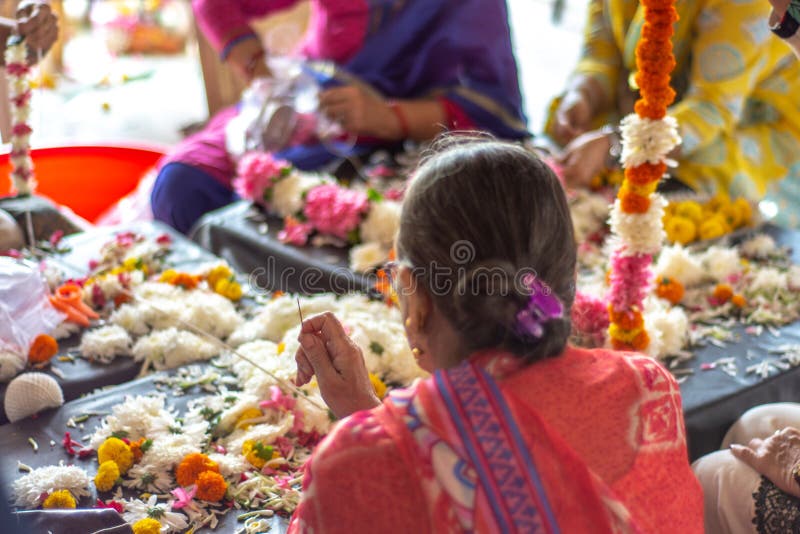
[286,139,703,533]
[150,0,529,233]
[547,0,800,227]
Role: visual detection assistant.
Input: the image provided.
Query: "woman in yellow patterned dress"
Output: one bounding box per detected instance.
[547,0,800,227]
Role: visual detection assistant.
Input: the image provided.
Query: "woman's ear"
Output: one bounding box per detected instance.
[398,266,432,333]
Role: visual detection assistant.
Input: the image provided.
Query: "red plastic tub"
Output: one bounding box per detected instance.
[0,145,166,222]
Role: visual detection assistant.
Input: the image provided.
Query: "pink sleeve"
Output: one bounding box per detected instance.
[288,409,431,534]
[192,0,302,52]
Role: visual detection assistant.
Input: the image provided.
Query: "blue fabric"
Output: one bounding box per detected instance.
[342,0,528,138]
[151,162,239,234]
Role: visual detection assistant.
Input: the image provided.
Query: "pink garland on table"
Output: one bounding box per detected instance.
[233,152,291,202]
[6,40,35,195]
[303,184,369,240]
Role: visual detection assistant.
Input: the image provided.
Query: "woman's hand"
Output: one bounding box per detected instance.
[768,0,791,16]
[553,89,593,146]
[731,427,800,499]
[558,129,612,189]
[226,36,270,83]
[295,312,381,419]
[16,0,58,59]
[319,85,400,140]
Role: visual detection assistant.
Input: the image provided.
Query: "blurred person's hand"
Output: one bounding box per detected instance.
[319,85,403,140]
[731,427,800,499]
[16,0,58,60]
[558,129,612,189]
[553,89,593,146]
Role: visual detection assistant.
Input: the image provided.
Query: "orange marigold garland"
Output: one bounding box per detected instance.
[607,0,681,352]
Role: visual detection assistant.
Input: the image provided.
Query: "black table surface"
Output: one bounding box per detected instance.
[0,221,222,425]
[0,371,289,534]
[191,201,370,295]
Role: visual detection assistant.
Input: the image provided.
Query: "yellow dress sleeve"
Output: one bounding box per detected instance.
[669,0,774,156]
[573,0,623,102]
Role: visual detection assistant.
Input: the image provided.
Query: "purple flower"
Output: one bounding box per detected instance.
[515,275,563,340]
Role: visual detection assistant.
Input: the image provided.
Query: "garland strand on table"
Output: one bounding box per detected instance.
[607,0,681,351]
[5,39,34,196]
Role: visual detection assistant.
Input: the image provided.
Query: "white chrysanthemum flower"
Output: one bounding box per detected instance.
[294,391,334,435]
[208,452,250,480]
[232,340,296,399]
[141,433,205,472]
[349,242,388,272]
[122,494,189,533]
[654,245,706,287]
[231,294,339,344]
[740,234,777,259]
[123,463,173,493]
[181,291,243,339]
[620,114,681,168]
[788,265,800,291]
[346,314,426,385]
[51,320,81,340]
[132,328,220,370]
[271,173,325,218]
[12,464,91,508]
[700,246,743,283]
[644,297,689,359]
[227,320,267,347]
[90,394,178,448]
[79,325,132,361]
[359,200,401,246]
[608,195,667,256]
[215,393,262,435]
[110,304,150,336]
[748,267,788,293]
[222,416,295,453]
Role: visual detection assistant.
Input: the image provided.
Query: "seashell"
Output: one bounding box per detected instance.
[0,350,25,382]
[5,372,64,423]
[0,209,23,250]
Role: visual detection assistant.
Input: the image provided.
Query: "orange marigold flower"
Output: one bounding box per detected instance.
[609,308,644,331]
[641,0,675,9]
[630,329,651,351]
[634,100,667,120]
[655,276,684,305]
[621,180,659,198]
[28,334,58,364]
[619,191,651,214]
[642,21,675,41]
[195,471,227,502]
[731,294,747,308]
[640,86,677,108]
[129,438,151,463]
[713,284,734,303]
[176,453,220,488]
[625,162,666,186]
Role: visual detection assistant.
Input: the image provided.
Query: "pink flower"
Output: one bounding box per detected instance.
[278,217,312,246]
[171,486,197,510]
[233,152,291,203]
[259,386,296,412]
[156,233,172,245]
[303,184,369,240]
[6,63,29,76]
[384,188,405,201]
[12,91,31,107]
[49,230,64,247]
[11,123,32,136]
[96,499,123,514]
[608,250,652,311]
[275,475,294,489]
[571,292,609,337]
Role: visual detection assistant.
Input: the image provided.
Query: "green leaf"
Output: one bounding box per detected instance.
[140,439,153,453]
[253,442,274,460]
[347,227,361,245]
[110,431,129,439]
[367,188,383,202]
[369,341,385,356]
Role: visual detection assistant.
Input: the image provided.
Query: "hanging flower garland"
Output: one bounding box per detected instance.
[607,0,681,351]
[5,38,35,196]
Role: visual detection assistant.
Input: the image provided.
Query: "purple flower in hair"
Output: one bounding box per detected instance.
[515,275,564,339]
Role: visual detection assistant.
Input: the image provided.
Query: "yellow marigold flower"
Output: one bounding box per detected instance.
[195,471,227,502]
[214,277,242,301]
[608,324,643,344]
[132,517,162,534]
[721,203,744,229]
[159,269,178,283]
[243,440,280,469]
[276,342,286,355]
[122,257,142,272]
[698,216,728,241]
[98,437,134,474]
[664,216,697,245]
[369,373,387,399]
[207,265,233,289]
[673,200,703,224]
[94,460,120,492]
[235,407,263,430]
[176,453,219,488]
[42,489,76,509]
[704,194,730,213]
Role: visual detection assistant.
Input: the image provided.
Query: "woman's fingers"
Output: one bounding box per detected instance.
[730,443,758,467]
[294,347,314,386]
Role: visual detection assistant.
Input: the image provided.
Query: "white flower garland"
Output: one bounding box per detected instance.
[608,194,668,256]
[620,114,681,169]
[5,40,34,195]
